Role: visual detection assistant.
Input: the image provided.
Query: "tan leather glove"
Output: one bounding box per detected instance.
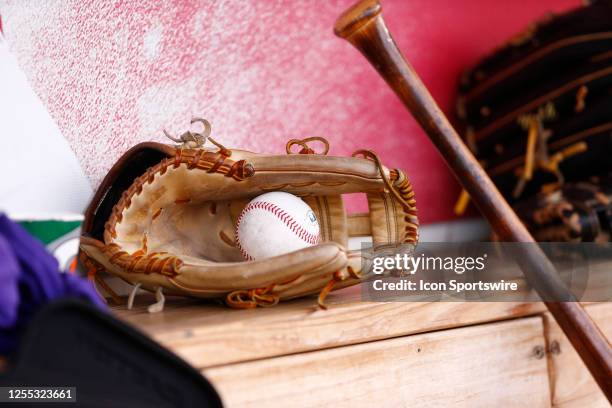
[80,127,418,309]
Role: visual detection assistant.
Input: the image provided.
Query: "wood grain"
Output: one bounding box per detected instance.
[204,317,551,407]
[113,289,548,369]
[544,303,612,408]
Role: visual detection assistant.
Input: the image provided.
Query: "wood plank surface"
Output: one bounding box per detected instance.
[113,286,547,368]
[544,303,612,408]
[204,317,551,408]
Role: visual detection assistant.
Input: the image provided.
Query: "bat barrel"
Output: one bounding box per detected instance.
[335,0,612,399]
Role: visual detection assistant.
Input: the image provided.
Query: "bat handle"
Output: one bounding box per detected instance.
[335,0,612,399]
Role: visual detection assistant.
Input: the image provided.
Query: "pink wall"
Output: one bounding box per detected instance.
[1,0,579,223]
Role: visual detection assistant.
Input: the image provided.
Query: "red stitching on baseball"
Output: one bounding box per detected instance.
[235,201,320,260]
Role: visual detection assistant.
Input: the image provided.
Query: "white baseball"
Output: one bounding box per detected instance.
[236,192,320,260]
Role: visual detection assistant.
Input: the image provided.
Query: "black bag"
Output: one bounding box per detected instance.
[0,299,223,408]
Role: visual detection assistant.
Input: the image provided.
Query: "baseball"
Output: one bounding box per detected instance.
[236,192,320,260]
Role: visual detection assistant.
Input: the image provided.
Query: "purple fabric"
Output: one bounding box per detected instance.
[0,214,104,354]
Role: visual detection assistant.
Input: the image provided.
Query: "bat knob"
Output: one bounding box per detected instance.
[334,0,382,39]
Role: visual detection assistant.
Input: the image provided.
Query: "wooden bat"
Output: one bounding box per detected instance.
[334,0,611,399]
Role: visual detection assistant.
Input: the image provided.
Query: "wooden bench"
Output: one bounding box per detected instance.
[114,288,611,407]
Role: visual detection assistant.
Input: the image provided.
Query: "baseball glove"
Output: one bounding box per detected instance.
[513,175,612,242]
[455,0,612,205]
[79,120,419,310]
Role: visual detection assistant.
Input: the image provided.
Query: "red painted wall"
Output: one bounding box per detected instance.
[1,0,579,223]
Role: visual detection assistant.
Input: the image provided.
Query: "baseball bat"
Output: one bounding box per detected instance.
[335,0,611,399]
